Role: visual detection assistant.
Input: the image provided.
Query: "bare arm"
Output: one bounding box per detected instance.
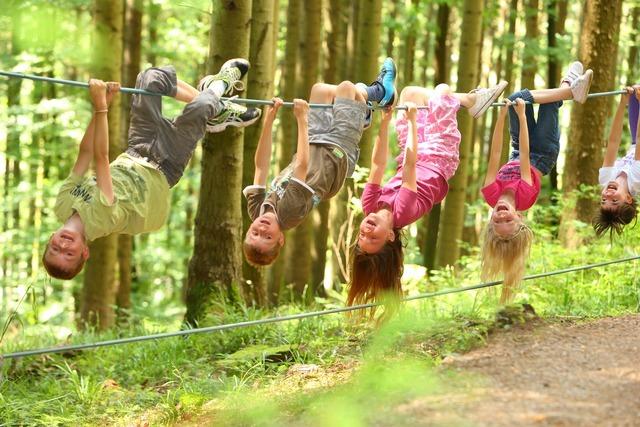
[292,99,310,181]
[484,103,509,186]
[71,115,97,177]
[253,98,283,186]
[89,79,115,204]
[603,89,631,166]
[368,108,393,185]
[401,103,418,192]
[513,98,533,185]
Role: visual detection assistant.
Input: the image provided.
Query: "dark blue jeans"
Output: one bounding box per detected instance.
[508,89,562,175]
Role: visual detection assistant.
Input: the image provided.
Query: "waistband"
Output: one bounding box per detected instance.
[126,148,163,172]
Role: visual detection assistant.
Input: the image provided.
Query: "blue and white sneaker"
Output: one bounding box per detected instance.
[377,57,397,107]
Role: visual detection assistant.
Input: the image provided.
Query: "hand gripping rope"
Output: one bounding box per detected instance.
[1,255,638,360]
[0,70,629,110]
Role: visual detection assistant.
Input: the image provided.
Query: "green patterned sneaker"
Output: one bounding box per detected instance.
[198,58,250,97]
[206,99,261,133]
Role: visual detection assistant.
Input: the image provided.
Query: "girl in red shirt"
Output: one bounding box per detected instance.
[481,62,592,303]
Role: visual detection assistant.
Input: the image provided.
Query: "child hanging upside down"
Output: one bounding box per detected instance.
[43,59,261,279]
[481,61,593,303]
[348,80,508,307]
[593,86,640,237]
[243,58,398,266]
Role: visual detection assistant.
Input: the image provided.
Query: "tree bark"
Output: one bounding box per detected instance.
[560,0,623,247]
[354,0,383,169]
[115,0,143,323]
[80,0,123,331]
[521,0,539,90]
[185,0,252,325]
[241,0,276,307]
[268,0,302,306]
[436,0,484,268]
[286,0,323,300]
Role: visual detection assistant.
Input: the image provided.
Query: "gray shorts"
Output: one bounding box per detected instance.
[126,66,223,187]
[308,97,367,177]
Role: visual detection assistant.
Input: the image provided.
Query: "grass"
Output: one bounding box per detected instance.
[1,224,640,425]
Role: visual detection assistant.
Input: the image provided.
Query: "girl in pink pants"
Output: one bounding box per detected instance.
[348,81,507,310]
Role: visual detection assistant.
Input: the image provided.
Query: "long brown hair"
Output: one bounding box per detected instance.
[348,229,404,307]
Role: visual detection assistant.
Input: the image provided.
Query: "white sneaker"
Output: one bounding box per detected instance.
[571,69,593,104]
[562,61,583,86]
[468,81,508,118]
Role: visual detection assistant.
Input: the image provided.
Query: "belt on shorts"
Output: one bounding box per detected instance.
[126,148,163,172]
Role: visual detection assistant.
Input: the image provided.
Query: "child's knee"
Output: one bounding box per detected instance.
[337,80,355,91]
[400,86,427,103]
[434,83,451,95]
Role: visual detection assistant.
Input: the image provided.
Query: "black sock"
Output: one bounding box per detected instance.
[365,82,385,103]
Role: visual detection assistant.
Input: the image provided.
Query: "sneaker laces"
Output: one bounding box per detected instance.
[231,80,244,92]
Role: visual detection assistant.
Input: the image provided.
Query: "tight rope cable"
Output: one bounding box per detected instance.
[0,70,628,110]
[2,255,638,360]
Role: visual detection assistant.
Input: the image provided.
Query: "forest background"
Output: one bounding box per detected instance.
[1,0,639,425]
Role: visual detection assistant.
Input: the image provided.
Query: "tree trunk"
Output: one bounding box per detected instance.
[147,0,160,65]
[80,0,123,331]
[185,0,252,325]
[268,0,302,306]
[626,6,640,85]
[436,0,484,268]
[401,0,421,87]
[285,0,323,301]
[385,0,397,58]
[327,0,351,290]
[521,0,539,90]
[242,0,276,307]
[354,0,383,169]
[560,0,623,248]
[116,0,143,323]
[421,1,452,272]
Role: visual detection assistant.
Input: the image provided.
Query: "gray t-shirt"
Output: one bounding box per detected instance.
[244,144,348,230]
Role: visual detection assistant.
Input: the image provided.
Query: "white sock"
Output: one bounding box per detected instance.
[209,80,227,97]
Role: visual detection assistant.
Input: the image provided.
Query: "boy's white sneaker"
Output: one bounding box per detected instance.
[562,61,583,86]
[468,80,508,118]
[571,69,593,104]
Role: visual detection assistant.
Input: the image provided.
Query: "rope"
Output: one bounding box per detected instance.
[2,255,638,360]
[0,70,629,110]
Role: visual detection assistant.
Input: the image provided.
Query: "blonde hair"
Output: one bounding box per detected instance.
[481,222,533,304]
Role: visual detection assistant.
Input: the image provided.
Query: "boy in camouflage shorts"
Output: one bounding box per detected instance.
[243,58,398,266]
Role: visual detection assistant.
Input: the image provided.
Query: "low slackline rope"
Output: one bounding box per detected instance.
[0,70,628,110]
[2,255,638,360]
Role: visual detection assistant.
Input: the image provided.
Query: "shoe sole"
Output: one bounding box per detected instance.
[206,114,261,133]
[471,80,508,118]
[574,69,593,104]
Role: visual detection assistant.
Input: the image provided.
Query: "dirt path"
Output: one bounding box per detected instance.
[430,314,640,426]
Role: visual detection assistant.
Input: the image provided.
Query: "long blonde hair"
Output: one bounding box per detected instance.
[481,222,533,303]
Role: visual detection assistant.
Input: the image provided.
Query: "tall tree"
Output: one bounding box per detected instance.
[546,0,567,193]
[560,0,623,247]
[421,1,452,272]
[436,0,485,267]
[116,0,143,322]
[81,0,124,330]
[186,0,252,324]
[242,0,276,307]
[286,0,323,299]
[521,0,539,90]
[626,5,640,85]
[269,0,301,305]
[327,0,352,289]
[354,0,383,168]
